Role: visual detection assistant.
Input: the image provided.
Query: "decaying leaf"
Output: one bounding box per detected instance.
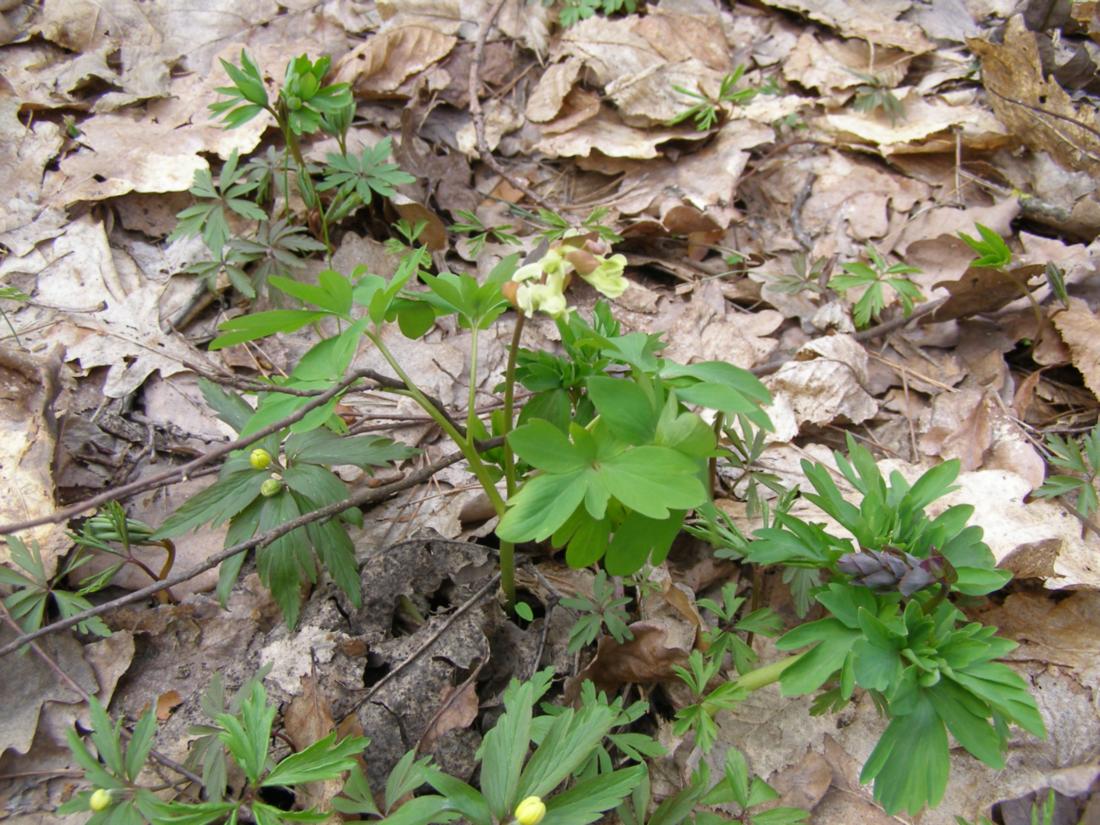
[334,26,457,98]
[969,14,1100,175]
[1051,297,1100,401]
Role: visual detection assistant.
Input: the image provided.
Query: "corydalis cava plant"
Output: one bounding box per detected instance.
[503,233,628,319]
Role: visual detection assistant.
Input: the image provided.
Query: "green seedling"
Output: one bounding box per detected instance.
[830,244,923,327]
[1035,422,1100,519]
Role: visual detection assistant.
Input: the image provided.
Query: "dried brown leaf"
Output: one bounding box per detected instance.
[1051,297,1100,401]
[334,26,457,97]
[969,15,1100,175]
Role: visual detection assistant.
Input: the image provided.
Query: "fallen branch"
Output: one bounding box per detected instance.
[0,368,377,535]
[0,449,470,658]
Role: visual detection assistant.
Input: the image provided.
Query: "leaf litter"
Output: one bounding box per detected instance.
[2,0,1100,823]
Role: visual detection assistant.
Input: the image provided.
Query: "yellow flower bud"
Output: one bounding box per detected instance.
[250,448,273,470]
[89,788,112,811]
[260,477,283,497]
[514,795,546,825]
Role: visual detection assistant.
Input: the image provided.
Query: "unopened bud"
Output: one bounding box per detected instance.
[514,796,546,825]
[250,448,273,470]
[260,477,283,497]
[89,789,112,811]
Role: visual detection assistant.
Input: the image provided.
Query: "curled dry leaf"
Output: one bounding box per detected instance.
[1051,297,1100,402]
[765,335,877,435]
[334,26,457,98]
[575,617,696,694]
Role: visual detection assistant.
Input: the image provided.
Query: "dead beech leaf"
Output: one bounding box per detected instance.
[919,388,991,470]
[526,57,584,122]
[155,690,183,721]
[1051,297,1100,401]
[755,0,932,53]
[0,346,66,571]
[284,676,340,813]
[418,678,479,753]
[576,617,694,693]
[764,335,877,435]
[535,107,707,160]
[927,264,1045,323]
[334,26,457,97]
[969,15,1100,175]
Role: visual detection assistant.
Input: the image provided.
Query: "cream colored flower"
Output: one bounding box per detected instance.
[579,253,628,299]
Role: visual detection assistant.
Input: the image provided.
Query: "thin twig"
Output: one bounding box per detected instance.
[348,571,501,712]
[468,0,554,210]
[749,297,949,378]
[0,369,376,535]
[0,449,470,658]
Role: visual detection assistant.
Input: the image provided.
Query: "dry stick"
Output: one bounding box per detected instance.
[0,601,205,787]
[0,369,376,536]
[468,0,554,211]
[347,571,501,713]
[749,297,949,378]
[0,449,469,659]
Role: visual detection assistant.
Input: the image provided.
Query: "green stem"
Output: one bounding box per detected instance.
[731,652,805,693]
[368,331,506,516]
[467,326,480,441]
[502,311,525,497]
[370,330,515,605]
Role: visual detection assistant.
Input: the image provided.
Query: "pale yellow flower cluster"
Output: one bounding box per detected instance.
[508,234,628,319]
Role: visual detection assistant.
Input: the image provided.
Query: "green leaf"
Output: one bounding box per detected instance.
[210,310,327,350]
[263,732,369,786]
[860,691,949,815]
[198,378,254,434]
[776,618,860,695]
[597,447,707,519]
[421,768,492,825]
[285,428,414,468]
[586,376,656,444]
[517,702,618,800]
[377,795,458,825]
[508,420,588,473]
[123,706,158,782]
[477,678,536,820]
[216,681,275,786]
[384,750,434,812]
[540,765,646,825]
[497,470,587,543]
[152,470,267,539]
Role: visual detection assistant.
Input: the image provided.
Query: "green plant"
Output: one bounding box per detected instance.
[830,244,923,328]
[670,66,774,131]
[450,209,521,256]
[336,669,648,825]
[764,253,831,297]
[170,51,414,296]
[697,583,782,675]
[1035,422,1100,519]
[849,71,905,125]
[720,436,1045,814]
[555,0,637,28]
[955,788,1058,825]
[0,284,29,345]
[150,378,415,627]
[560,570,634,652]
[618,748,808,825]
[61,677,368,824]
[958,223,1013,269]
[0,536,112,642]
[74,503,176,596]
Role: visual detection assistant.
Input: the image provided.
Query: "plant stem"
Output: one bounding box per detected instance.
[467,326,480,441]
[370,331,515,605]
[502,311,525,497]
[731,652,805,693]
